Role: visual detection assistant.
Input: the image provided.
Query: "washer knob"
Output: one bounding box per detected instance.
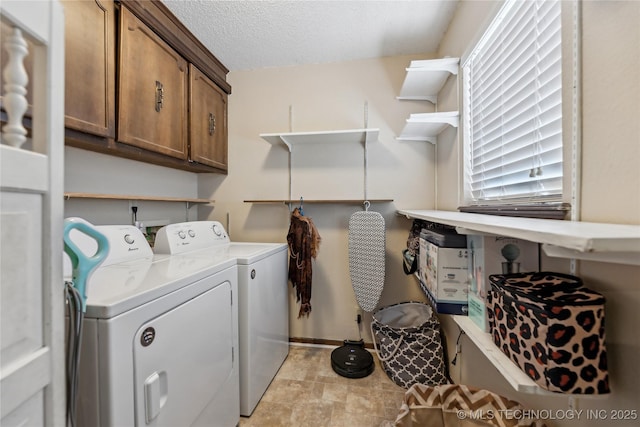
[188,229,195,238]
[178,231,186,239]
[124,234,135,244]
[212,224,222,236]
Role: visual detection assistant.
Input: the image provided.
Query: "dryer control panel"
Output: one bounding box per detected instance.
[153,221,230,254]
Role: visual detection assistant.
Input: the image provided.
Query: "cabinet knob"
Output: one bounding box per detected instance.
[155,81,164,112]
[208,113,216,136]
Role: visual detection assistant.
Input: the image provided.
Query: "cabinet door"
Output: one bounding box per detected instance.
[63,0,115,138]
[189,64,228,171]
[117,7,187,159]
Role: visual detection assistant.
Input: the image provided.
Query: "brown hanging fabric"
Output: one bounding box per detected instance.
[287,207,321,317]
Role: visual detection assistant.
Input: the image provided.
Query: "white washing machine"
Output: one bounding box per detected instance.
[66,224,239,427]
[154,221,289,416]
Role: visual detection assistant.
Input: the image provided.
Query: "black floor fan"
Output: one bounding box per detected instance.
[331,201,385,379]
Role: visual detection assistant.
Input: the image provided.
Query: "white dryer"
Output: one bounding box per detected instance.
[67,224,239,427]
[228,242,289,416]
[155,222,289,416]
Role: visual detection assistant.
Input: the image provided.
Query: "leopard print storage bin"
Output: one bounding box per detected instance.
[486,272,609,394]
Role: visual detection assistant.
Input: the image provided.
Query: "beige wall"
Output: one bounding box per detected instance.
[64,146,200,225]
[198,55,440,342]
[435,1,640,425]
[581,1,640,223]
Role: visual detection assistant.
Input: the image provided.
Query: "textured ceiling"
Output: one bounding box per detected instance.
[161,0,459,71]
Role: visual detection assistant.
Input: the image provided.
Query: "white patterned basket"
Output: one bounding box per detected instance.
[371,302,449,389]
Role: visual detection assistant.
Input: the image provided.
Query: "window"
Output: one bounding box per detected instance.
[462,0,563,207]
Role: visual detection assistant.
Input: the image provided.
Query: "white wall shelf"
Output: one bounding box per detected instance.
[258,127,381,207]
[453,315,554,395]
[244,199,393,205]
[64,192,213,207]
[397,209,640,265]
[397,57,459,103]
[260,128,379,152]
[396,57,459,144]
[452,315,606,398]
[397,111,459,144]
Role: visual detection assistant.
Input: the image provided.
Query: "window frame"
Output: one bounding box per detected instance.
[457,0,579,219]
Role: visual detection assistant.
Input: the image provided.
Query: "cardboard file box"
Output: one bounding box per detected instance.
[419,229,469,315]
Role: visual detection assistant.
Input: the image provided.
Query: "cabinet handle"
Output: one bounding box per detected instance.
[155,81,164,112]
[208,113,216,135]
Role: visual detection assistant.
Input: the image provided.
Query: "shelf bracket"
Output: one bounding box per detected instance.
[279,136,293,152]
[396,136,437,144]
[442,63,459,75]
[542,244,640,266]
[455,227,496,237]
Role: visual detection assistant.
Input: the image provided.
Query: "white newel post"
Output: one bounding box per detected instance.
[1,27,29,148]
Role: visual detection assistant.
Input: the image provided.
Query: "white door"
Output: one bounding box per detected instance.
[0,1,65,426]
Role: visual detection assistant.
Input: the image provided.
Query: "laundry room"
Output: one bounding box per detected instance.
[1,0,639,426]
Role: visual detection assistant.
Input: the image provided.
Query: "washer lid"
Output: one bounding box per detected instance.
[226,242,287,264]
[84,253,236,319]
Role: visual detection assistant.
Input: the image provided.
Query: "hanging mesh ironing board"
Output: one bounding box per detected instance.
[348,205,385,313]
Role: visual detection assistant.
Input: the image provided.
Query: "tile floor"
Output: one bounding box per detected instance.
[239,345,406,427]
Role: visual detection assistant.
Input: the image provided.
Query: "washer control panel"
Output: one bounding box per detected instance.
[153,221,230,254]
[63,224,153,277]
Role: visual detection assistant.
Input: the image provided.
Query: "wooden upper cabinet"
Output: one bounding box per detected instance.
[63,0,115,138]
[47,0,231,172]
[189,64,228,171]
[117,6,188,159]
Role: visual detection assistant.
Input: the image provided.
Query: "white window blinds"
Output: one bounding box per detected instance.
[462,0,562,204]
